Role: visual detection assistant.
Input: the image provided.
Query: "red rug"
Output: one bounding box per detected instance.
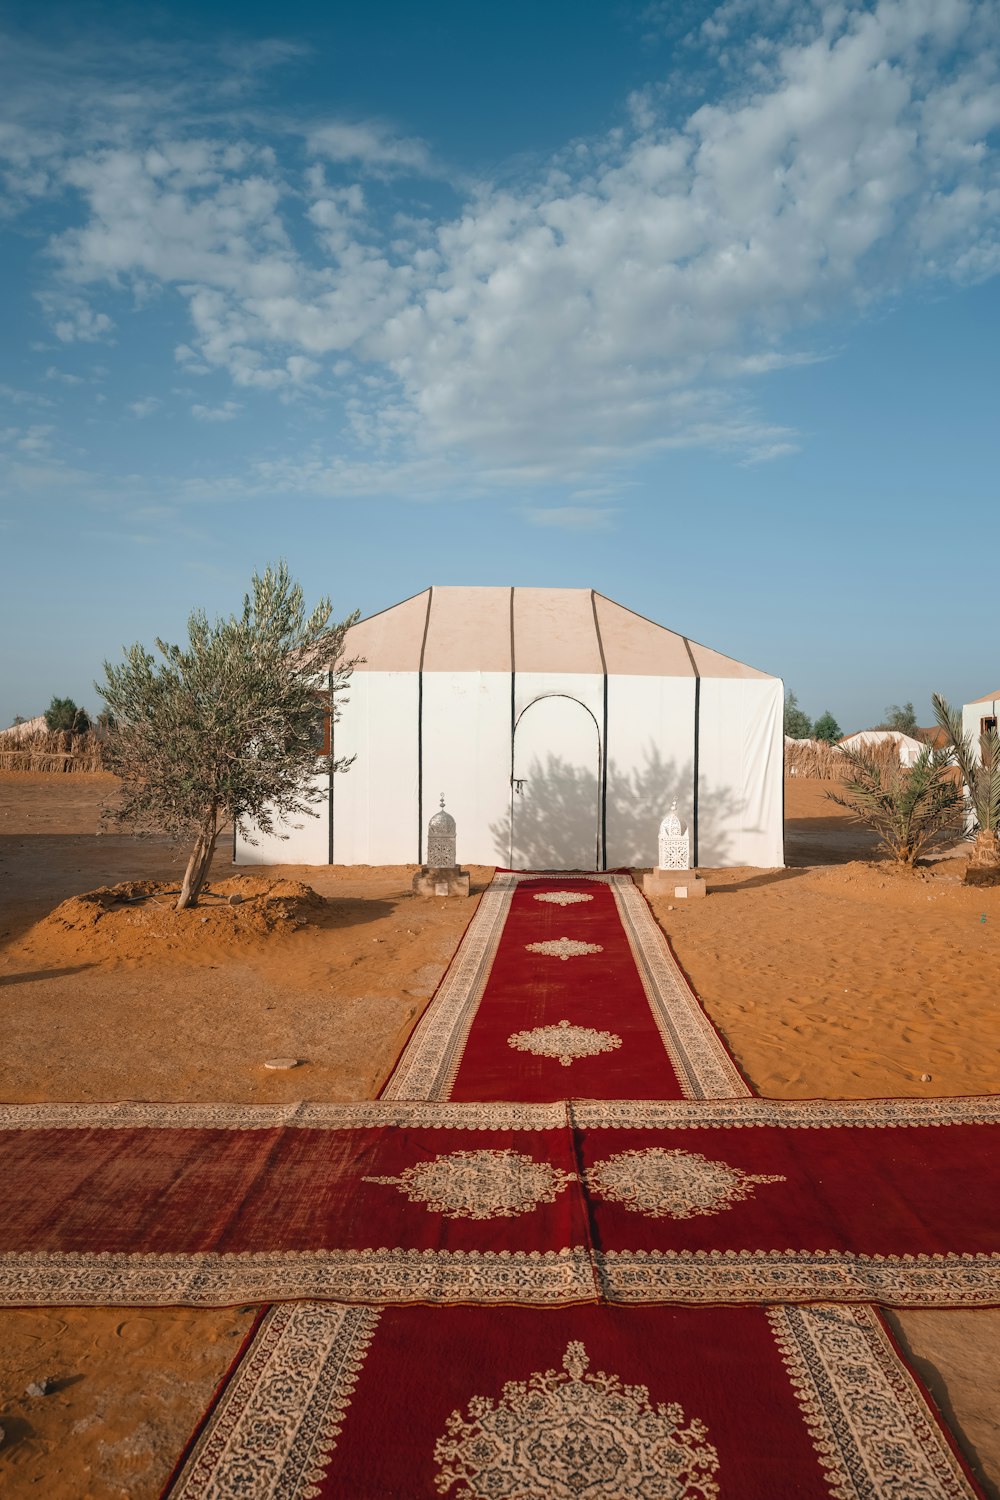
[163,1300,985,1498]
[382,873,749,1102]
[3,1097,998,1307]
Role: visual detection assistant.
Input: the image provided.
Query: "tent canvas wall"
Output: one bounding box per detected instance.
[963,691,1000,763]
[235,586,785,871]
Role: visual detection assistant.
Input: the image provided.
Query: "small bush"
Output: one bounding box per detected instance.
[826,742,963,867]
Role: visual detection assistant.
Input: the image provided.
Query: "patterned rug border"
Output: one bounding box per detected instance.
[0,1100,571,1131]
[3,1248,998,1309]
[605,874,751,1099]
[380,873,518,1100]
[163,1301,982,1499]
[768,1304,983,1498]
[600,1250,1000,1306]
[165,1303,383,1500]
[0,1247,598,1308]
[3,1096,998,1131]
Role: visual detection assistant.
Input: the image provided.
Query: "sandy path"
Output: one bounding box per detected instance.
[0,773,997,1497]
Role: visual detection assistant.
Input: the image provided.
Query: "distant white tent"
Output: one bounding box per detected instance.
[0,715,47,741]
[236,586,785,871]
[837,730,926,767]
[962,691,1000,764]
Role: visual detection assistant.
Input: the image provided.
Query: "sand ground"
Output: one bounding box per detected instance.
[0,772,997,1497]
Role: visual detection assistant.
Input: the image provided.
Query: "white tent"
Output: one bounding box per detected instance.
[236,586,785,871]
[963,691,999,762]
[837,730,926,767]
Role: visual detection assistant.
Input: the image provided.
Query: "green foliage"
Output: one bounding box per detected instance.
[98,562,359,909]
[783,691,812,740]
[827,740,963,867]
[879,701,918,735]
[812,710,842,744]
[932,694,1000,851]
[44,696,91,733]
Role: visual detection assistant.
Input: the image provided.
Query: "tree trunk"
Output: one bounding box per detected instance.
[176,818,220,910]
[970,829,1000,868]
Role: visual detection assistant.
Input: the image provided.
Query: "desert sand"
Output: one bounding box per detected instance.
[0,771,997,1497]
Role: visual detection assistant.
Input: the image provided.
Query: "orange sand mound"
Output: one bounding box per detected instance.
[0,771,997,1498]
[35,876,327,964]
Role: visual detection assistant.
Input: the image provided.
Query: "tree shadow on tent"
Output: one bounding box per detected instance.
[489,746,743,869]
[492,752,601,870]
[606,747,741,868]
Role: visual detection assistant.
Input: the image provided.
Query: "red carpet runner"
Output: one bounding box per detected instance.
[165,1302,984,1498]
[382,873,749,1101]
[4,871,992,1496]
[3,1097,998,1306]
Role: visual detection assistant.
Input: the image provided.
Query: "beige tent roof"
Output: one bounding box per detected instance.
[343,587,772,679]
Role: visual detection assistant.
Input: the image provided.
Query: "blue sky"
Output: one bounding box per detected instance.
[1,0,998,733]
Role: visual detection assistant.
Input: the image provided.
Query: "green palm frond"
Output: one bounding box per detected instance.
[827,739,963,867]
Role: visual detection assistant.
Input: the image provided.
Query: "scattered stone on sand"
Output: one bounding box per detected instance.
[25,1377,55,1397]
[228,893,243,905]
[263,1058,301,1070]
[921,1073,933,1082]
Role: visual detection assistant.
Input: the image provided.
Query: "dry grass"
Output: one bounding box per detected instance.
[784,736,904,780]
[0,728,105,773]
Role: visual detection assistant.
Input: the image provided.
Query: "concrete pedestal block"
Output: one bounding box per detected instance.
[413,866,471,898]
[643,868,707,900]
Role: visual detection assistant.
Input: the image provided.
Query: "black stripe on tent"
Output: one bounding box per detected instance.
[590,589,608,871]
[417,588,433,863]
[682,637,701,868]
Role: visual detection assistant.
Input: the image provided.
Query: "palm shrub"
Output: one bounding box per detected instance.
[826,741,963,868]
[932,694,1000,870]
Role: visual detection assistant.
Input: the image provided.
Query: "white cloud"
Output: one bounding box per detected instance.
[307,120,434,176]
[15,423,54,453]
[45,365,84,384]
[191,400,242,421]
[50,302,115,343]
[2,0,999,491]
[0,382,55,408]
[128,396,160,418]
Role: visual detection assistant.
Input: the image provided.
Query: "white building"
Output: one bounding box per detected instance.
[236,586,785,871]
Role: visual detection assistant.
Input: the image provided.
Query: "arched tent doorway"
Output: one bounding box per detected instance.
[510,694,601,869]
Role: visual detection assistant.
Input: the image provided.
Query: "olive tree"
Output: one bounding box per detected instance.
[98,563,359,910]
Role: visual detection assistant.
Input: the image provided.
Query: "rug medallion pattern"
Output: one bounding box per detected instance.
[507,1019,623,1067]
[433,1339,720,1499]
[585,1147,786,1220]
[532,891,594,906]
[524,936,604,960]
[363,1148,578,1221]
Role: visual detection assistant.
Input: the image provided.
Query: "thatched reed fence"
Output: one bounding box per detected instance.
[0,729,107,773]
[784,737,906,780]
